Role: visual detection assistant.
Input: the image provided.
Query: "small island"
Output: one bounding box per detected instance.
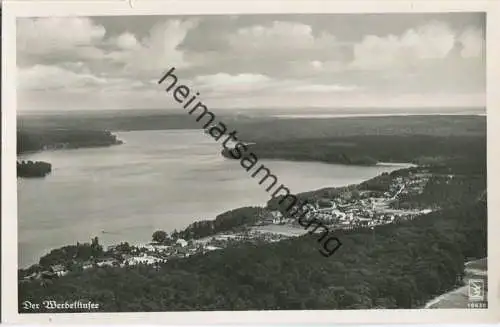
[17,160,52,178]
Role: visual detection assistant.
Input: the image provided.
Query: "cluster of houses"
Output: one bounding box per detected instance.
[21,230,291,282]
[21,264,69,281]
[257,170,434,231]
[388,172,431,198]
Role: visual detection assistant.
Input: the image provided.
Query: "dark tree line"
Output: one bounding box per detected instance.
[17,113,485,140]
[19,237,104,278]
[17,160,52,178]
[172,207,264,240]
[391,174,485,210]
[17,129,122,154]
[233,135,485,167]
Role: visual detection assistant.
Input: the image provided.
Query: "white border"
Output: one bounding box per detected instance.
[2,0,500,324]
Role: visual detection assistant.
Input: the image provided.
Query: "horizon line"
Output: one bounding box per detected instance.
[17,106,487,114]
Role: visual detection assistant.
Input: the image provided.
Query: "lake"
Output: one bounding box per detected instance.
[17,130,409,267]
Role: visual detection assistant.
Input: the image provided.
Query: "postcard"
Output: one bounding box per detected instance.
[2,0,499,324]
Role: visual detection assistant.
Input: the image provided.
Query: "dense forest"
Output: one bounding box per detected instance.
[18,161,486,311]
[150,207,265,243]
[19,237,105,279]
[223,134,486,166]
[17,160,52,178]
[391,174,486,210]
[17,112,485,140]
[171,207,264,241]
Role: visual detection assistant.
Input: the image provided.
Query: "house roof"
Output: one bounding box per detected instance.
[51,264,65,271]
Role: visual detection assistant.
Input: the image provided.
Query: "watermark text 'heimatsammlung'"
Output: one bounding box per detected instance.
[158,67,342,257]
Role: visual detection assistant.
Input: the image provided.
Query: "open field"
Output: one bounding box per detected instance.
[251,225,308,237]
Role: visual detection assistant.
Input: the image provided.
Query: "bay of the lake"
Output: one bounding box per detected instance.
[17,130,410,267]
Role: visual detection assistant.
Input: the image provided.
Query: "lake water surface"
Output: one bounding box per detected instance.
[18,130,409,267]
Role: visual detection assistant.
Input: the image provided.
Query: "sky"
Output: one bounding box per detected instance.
[16,13,486,111]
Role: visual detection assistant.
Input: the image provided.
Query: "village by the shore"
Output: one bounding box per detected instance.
[20,166,441,281]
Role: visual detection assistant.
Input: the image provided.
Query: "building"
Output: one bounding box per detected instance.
[270,211,283,219]
[50,264,67,277]
[23,272,41,281]
[96,259,115,267]
[263,218,275,224]
[127,255,162,266]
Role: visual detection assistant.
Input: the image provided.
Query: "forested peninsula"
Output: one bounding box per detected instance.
[16,129,123,178]
[221,134,484,167]
[17,129,123,154]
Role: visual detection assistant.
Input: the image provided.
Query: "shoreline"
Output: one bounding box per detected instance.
[17,110,486,117]
[17,129,415,269]
[269,113,486,119]
[18,161,415,270]
[17,152,488,310]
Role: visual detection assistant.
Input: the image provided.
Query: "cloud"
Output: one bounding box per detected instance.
[310,60,323,70]
[229,21,328,49]
[352,24,455,69]
[110,32,140,50]
[458,27,485,58]
[17,17,200,110]
[290,84,358,93]
[189,72,357,98]
[227,21,338,60]
[16,15,485,111]
[222,19,484,81]
[193,73,272,92]
[18,65,106,91]
[18,64,144,93]
[351,21,483,70]
[285,60,344,78]
[112,19,199,76]
[17,17,106,59]
[17,17,198,79]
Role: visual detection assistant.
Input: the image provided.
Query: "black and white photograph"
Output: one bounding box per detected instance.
[2,0,499,324]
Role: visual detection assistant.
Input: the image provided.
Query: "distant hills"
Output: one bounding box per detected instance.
[17,109,486,142]
[18,106,486,118]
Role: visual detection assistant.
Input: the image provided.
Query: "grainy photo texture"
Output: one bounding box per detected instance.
[14,11,487,314]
